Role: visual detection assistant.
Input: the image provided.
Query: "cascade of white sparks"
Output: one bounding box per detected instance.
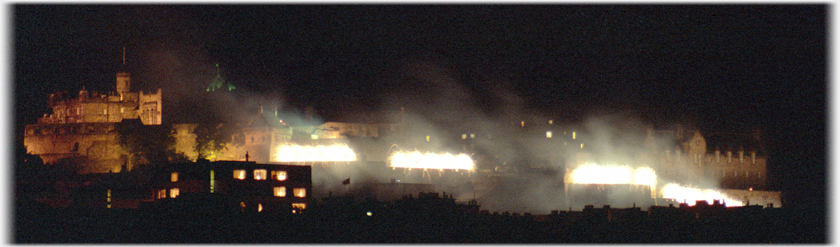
[568,164,742,207]
[271,144,357,162]
[389,151,475,171]
[660,183,743,207]
[568,163,657,188]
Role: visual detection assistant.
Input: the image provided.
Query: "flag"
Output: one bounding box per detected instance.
[342,178,350,185]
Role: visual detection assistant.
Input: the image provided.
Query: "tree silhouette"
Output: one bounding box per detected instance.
[114,119,178,166]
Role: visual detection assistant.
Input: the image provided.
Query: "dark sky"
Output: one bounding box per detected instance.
[13,5,826,208]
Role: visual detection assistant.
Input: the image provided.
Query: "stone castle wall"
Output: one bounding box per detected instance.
[24,122,126,173]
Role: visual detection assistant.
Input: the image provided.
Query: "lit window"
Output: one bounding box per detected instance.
[171,172,178,182]
[170,188,179,198]
[470,133,475,139]
[233,169,246,180]
[258,203,263,212]
[210,170,215,193]
[546,131,552,138]
[274,187,286,197]
[292,203,306,211]
[293,188,306,198]
[254,169,267,180]
[548,120,553,125]
[426,136,430,142]
[572,132,576,140]
[157,189,166,199]
[520,121,525,127]
[273,171,287,181]
[462,134,467,140]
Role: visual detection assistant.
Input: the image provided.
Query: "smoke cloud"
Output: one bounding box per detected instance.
[140,37,732,214]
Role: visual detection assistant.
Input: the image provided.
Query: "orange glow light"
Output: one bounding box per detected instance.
[294,188,306,198]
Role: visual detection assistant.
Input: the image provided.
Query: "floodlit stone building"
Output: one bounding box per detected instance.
[24,66,163,173]
[650,126,769,190]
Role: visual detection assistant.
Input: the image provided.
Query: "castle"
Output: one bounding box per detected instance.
[24,65,162,173]
[21,57,773,209]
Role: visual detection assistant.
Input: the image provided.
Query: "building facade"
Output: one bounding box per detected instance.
[152,160,312,214]
[24,69,163,173]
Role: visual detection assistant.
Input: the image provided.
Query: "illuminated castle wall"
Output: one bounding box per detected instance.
[24,68,163,173]
[647,127,769,190]
[24,122,125,173]
[37,72,161,126]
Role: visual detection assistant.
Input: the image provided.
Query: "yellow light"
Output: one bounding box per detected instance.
[572,132,576,140]
[254,169,266,180]
[274,187,286,197]
[258,203,263,212]
[546,131,552,138]
[275,171,287,181]
[170,188,179,198]
[660,183,743,207]
[171,172,178,182]
[388,151,475,171]
[521,121,525,127]
[426,136,430,142]
[271,144,357,162]
[292,203,306,211]
[210,170,215,193]
[234,169,246,180]
[294,188,306,198]
[462,134,467,140]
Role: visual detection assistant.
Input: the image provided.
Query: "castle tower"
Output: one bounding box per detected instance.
[116,47,130,96]
[116,72,130,95]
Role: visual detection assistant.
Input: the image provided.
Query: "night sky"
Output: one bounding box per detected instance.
[12,5,826,210]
